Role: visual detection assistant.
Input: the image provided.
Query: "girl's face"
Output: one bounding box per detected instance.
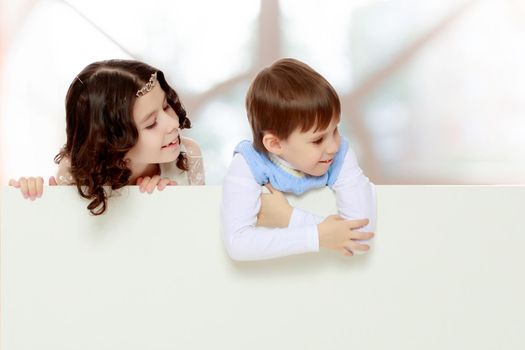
[125,83,181,166]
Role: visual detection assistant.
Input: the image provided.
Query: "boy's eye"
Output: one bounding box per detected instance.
[313,137,324,144]
[146,119,157,129]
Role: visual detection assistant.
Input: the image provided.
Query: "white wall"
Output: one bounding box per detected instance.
[1,186,524,349]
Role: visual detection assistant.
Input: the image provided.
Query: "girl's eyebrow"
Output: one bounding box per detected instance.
[140,94,167,124]
[140,111,156,124]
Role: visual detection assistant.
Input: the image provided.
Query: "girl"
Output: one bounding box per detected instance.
[9,59,205,215]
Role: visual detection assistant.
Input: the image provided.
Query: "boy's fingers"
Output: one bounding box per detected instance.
[346,241,370,252]
[49,176,58,186]
[347,218,369,229]
[265,183,282,194]
[263,184,275,194]
[342,248,353,257]
[168,180,178,186]
[8,179,20,188]
[349,231,374,241]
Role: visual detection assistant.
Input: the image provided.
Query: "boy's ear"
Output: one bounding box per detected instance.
[262,133,284,155]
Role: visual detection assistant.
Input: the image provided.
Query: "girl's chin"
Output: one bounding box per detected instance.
[162,151,181,163]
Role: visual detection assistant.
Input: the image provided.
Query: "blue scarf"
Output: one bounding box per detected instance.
[234,138,349,195]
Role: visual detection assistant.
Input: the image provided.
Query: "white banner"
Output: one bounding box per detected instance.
[1,186,524,349]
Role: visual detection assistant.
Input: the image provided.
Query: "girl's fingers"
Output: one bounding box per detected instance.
[139,177,150,192]
[146,175,161,193]
[168,180,177,186]
[36,177,44,198]
[136,177,144,186]
[8,179,20,188]
[27,177,38,200]
[157,178,171,191]
[49,176,58,186]
[19,178,29,198]
[10,177,45,200]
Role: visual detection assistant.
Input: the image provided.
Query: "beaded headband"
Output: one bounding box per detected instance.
[136,72,157,97]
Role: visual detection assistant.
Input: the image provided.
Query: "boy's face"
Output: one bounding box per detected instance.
[276,117,341,176]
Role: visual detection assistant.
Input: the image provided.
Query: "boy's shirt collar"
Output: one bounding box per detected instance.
[268,154,305,178]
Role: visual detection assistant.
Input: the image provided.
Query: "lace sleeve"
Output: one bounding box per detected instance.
[187,155,205,185]
[55,157,75,185]
[182,137,205,185]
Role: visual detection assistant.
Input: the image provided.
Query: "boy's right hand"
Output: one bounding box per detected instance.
[317,215,374,257]
[8,176,58,201]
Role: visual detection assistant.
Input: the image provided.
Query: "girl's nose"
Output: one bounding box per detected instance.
[163,112,179,134]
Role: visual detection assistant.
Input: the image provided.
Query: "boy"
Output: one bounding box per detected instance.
[221,58,375,261]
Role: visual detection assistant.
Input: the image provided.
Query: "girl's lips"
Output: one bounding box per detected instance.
[162,137,180,149]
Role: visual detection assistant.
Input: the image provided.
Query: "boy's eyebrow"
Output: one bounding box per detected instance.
[311,128,331,138]
[311,132,326,139]
[311,120,339,138]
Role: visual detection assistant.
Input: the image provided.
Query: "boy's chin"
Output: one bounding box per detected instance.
[304,168,329,177]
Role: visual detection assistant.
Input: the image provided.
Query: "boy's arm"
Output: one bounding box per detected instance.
[331,147,376,232]
[287,207,325,226]
[221,154,320,261]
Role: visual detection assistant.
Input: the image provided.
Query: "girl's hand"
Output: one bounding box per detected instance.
[257,184,293,228]
[8,176,58,201]
[136,176,177,193]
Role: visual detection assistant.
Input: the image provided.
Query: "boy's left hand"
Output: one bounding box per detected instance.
[257,184,293,228]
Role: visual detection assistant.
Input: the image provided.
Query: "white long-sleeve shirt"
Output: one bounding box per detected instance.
[221,147,376,261]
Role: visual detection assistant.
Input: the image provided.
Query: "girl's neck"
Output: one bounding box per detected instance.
[128,163,160,184]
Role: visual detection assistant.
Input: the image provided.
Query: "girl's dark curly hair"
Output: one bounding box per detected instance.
[55,59,191,215]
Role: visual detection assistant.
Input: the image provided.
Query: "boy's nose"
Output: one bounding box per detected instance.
[326,138,339,155]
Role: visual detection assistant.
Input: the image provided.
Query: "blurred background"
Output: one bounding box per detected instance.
[1,0,524,185]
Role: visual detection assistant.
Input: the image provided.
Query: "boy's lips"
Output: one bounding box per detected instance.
[319,158,333,164]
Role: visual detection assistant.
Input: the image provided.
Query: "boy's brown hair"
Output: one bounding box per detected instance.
[246,58,341,153]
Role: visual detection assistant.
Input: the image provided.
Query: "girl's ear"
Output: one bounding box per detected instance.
[262,133,283,155]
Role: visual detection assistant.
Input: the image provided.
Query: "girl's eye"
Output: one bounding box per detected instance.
[146,120,157,129]
[313,137,324,144]
[163,104,171,111]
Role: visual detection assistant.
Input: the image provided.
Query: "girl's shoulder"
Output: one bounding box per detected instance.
[181,137,202,158]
